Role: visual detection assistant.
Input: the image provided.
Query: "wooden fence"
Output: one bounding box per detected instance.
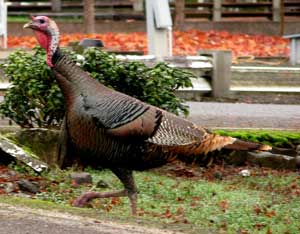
[173,0,300,22]
[5,0,300,21]
[6,0,144,20]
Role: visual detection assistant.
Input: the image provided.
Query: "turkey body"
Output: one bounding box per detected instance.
[53,52,221,171]
[51,51,270,214]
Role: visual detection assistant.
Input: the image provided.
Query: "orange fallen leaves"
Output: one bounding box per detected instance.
[8,30,289,58]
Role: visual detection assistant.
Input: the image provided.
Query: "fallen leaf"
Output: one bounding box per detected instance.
[219,200,229,212]
[162,209,173,219]
[265,210,276,218]
[111,197,121,206]
[176,206,184,215]
[253,205,262,215]
[70,179,79,188]
[266,228,273,234]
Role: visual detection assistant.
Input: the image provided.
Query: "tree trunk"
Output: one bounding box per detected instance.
[174,0,185,30]
[83,0,95,34]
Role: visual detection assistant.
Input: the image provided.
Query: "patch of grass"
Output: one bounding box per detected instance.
[1,129,300,233]
[130,170,300,234]
[3,166,298,234]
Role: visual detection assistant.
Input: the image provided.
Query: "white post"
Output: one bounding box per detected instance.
[0,0,7,49]
[146,0,172,59]
[199,50,232,98]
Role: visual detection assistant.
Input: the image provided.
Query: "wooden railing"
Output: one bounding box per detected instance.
[6,0,144,20]
[5,0,300,21]
[170,0,300,22]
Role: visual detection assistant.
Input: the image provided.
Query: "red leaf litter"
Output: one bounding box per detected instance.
[8,30,289,58]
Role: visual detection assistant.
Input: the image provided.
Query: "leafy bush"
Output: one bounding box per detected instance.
[0,46,195,128]
[0,47,64,128]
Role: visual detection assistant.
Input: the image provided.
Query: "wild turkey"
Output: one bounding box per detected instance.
[24,16,273,215]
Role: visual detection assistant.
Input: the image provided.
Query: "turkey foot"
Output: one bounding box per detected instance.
[72,189,137,215]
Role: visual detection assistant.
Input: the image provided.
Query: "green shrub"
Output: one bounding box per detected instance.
[0,46,195,128]
[0,47,64,128]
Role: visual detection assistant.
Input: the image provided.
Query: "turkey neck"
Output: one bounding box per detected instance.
[50,47,109,105]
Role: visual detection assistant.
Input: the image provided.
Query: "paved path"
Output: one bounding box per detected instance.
[0,102,299,130]
[187,102,300,130]
[0,203,181,234]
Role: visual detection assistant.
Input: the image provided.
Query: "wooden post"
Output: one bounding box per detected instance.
[83,0,95,34]
[280,0,285,35]
[213,0,222,22]
[174,0,185,30]
[51,0,61,12]
[199,50,232,98]
[133,0,144,11]
[272,0,281,22]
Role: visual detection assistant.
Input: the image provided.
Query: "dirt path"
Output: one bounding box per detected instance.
[0,203,181,234]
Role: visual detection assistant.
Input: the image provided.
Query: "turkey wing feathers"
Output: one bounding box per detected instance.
[83,92,162,139]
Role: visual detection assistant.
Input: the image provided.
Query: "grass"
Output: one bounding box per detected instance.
[2,164,300,234]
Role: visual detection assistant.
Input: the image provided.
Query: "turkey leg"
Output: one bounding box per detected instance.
[73,168,138,215]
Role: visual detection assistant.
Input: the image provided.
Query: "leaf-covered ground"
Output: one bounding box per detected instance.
[8,30,289,58]
[1,162,300,234]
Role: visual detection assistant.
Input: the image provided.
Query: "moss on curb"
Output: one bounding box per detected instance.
[214,129,300,148]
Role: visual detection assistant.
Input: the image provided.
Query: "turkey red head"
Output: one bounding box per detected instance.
[24,16,59,67]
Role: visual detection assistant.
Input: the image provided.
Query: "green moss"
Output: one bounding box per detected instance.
[214,129,300,148]
[3,129,59,166]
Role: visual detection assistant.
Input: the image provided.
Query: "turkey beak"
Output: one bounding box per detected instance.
[23,21,36,29]
[23,21,32,29]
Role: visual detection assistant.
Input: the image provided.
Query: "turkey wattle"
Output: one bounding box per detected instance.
[24,16,272,215]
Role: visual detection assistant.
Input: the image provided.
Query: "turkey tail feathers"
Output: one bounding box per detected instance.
[167,134,272,159]
[269,147,298,157]
[223,138,272,151]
